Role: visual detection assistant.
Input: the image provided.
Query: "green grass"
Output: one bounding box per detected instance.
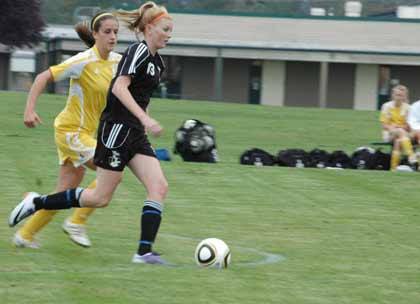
[0,91,419,304]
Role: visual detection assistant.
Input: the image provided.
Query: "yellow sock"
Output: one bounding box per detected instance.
[69,179,96,225]
[401,138,415,159]
[18,210,59,241]
[391,150,401,170]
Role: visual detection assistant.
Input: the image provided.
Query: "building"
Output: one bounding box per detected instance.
[6,13,420,110]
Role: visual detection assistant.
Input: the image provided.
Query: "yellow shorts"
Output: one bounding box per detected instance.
[55,129,96,167]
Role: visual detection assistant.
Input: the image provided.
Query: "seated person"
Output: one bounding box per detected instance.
[408,99,420,145]
[380,85,416,170]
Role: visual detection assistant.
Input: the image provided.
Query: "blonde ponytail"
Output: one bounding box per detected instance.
[116,1,170,33]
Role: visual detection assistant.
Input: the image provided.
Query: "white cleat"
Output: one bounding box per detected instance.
[8,192,39,227]
[13,232,40,249]
[132,252,168,264]
[62,218,91,247]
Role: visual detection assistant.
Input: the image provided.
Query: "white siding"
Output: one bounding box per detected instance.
[354,64,378,110]
[261,60,285,106]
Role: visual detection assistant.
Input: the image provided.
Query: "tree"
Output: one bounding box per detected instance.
[0,0,45,48]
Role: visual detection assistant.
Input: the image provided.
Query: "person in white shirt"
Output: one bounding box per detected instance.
[408,99,420,145]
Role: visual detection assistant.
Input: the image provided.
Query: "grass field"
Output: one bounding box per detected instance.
[0,91,419,304]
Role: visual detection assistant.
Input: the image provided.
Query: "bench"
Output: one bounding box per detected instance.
[369,141,394,152]
[370,141,419,157]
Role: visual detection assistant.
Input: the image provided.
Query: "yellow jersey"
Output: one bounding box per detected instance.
[50,46,121,135]
[379,100,410,127]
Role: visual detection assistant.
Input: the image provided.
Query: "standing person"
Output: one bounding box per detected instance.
[9,1,173,265]
[379,85,417,170]
[13,12,121,248]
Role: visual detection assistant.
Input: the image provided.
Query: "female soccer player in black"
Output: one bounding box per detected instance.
[10,1,173,265]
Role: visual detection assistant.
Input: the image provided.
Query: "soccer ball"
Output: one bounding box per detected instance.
[175,130,186,142]
[183,119,197,130]
[202,135,214,149]
[203,124,215,137]
[189,137,204,153]
[195,238,231,269]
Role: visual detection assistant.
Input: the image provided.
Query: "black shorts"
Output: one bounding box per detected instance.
[94,121,156,171]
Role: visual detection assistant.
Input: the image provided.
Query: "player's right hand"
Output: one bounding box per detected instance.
[142,117,163,137]
[148,123,163,137]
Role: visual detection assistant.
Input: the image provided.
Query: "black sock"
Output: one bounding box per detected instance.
[34,188,84,210]
[138,200,163,255]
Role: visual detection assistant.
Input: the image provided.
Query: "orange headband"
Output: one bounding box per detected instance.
[150,12,172,24]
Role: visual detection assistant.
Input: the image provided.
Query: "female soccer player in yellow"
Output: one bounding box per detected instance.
[13,12,121,248]
[380,85,417,170]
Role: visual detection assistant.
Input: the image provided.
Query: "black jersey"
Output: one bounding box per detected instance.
[101,41,165,130]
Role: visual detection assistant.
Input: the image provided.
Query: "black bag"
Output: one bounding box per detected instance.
[240,148,276,166]
[372,149,391,171]
[174,119,218,163]
[351,147,376,170]
[327,150,352,169]
[277,149,310,168]
[308,148,330,168]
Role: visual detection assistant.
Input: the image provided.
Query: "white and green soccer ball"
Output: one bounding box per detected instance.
[195,238,231,269]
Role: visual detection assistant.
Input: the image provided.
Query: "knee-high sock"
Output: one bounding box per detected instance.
[138,200,163,255]
[69,180,96,225]
[391,150,401,170]
[401,137,415,159]
[18,209,59,241]
[34,188,84,210]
